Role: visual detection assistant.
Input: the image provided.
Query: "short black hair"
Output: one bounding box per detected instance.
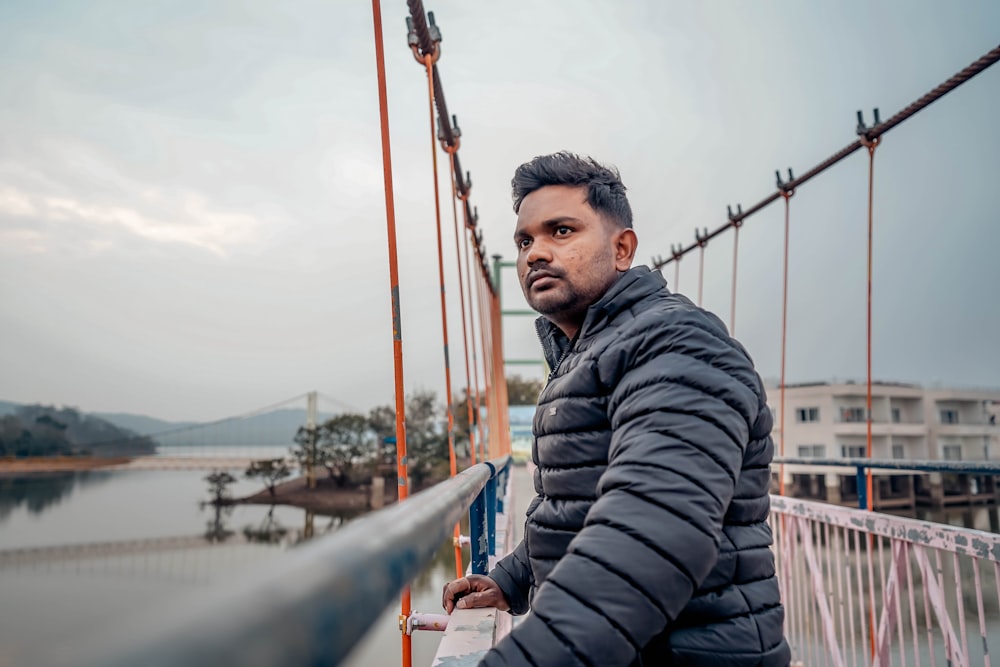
[511,151,633,229]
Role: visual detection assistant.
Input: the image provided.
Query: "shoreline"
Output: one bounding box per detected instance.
[0,456,132,476]
[233,474,400,514]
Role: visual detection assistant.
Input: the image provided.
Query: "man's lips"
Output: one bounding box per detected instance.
[526,270,561,289]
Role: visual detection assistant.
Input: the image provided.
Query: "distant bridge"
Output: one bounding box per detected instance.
[0,454,297,474]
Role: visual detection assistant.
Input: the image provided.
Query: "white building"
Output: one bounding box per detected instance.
[769,381,1000,506]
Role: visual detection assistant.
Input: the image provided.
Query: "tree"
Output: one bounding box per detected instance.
[368,391,450,488]
[244,459,291,497]
[506,374,545,405]
[204,470,237,504]
[368,404,398,467]
[403,390,449,487]
[450,388,483,459]
[315,413,375,487]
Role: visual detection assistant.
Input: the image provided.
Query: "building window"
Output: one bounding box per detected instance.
[842,445,866,458]
[797,444,826,458]
[891,408,901,423]
[892,444,904,459]
[796,407,820,423]
[940,409,959,424]
[841,407,867,423]
[942,444,962,460]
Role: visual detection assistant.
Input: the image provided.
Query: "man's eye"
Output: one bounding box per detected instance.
[517,238,531,249]
[555,226,572,236]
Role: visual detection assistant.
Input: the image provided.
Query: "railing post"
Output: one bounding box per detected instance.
[496,465,506,514]
[470,486,489,574]
[486,475,497,557]
[856,465,867,509]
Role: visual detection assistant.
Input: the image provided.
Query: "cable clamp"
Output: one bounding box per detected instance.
[727,203,744,228]
[405,13,442,65]
[775,168,795,198]
[694,227,709,247]
[856,108,881,151]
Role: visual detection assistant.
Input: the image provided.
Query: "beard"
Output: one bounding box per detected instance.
[522,249,619,326]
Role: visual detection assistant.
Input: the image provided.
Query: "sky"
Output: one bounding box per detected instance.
[0,1,997,422]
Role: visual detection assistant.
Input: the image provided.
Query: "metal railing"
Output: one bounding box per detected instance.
[771,458,1000,666]
[73,456,511,667]
[774,456,1000,510]
[771,495,1000,667]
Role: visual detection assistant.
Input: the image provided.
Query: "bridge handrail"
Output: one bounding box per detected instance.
[770,494,1000,563]
[74,456,511,667]
[773,455,1000,475]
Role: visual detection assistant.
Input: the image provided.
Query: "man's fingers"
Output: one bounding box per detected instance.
[455,590,495,609]
[442,577,471,613]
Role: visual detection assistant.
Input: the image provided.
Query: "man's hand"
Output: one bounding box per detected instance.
[441,574,511,614]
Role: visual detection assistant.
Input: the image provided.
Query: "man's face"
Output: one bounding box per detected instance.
[514,185,634,337]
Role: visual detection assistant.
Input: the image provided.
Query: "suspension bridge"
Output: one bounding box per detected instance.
[1,2,998,666]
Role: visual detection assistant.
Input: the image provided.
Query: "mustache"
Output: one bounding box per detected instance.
[525,264,564,287]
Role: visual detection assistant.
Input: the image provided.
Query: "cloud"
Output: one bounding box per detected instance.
[0,185,265,256]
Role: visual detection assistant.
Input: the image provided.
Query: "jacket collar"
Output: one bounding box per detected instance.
[535,266,668,370]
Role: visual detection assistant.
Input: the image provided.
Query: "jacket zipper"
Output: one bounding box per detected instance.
[538,324,579,383]
[547,343,572,382]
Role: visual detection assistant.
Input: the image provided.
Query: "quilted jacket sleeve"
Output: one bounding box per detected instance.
[483,310,761,666]
[489,537,533,615]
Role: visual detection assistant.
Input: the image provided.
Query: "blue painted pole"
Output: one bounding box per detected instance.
[486,476,497,556]
[856,466,867,510]
[470,489,488,574]
[495,466,506,514]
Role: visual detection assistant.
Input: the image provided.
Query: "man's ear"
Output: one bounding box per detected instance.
[612,228,638,271]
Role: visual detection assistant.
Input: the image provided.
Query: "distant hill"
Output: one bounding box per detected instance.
[97,407,337,447]
[1,400,336,449]
[0,402,156,457]
[93,412,197,437]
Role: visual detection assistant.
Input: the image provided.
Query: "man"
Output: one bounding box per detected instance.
[442,152,789,666]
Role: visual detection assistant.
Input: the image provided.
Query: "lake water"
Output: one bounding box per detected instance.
[3,465,997,666]
[0,468,462,666]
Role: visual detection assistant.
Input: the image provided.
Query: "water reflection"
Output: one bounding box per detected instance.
[0,471,111,520]
[203,503,235,543]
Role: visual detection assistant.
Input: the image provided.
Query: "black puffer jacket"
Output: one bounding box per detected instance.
[485,267,789,666]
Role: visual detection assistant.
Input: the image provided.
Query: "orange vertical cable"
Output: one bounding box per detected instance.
[369,2,410,664]
[730,224,741,335]
[419,53,462,581]
[475,270,489,459]
[492,291,511,456]
[462,207,484,464]
[674,256,681,294]
[778,191,793,497]
[476,269,492,459]
[697,241,705,306]
[863,138,879,511]
[448,153,478,470]
[862,138,880,663]
[486,278,499,459]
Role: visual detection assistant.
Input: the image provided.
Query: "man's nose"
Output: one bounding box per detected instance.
[525,237,552,266]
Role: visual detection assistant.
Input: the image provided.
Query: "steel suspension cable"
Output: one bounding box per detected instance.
[653,43,1000,271]
[418,52,463,581]
[369,2,411,664]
